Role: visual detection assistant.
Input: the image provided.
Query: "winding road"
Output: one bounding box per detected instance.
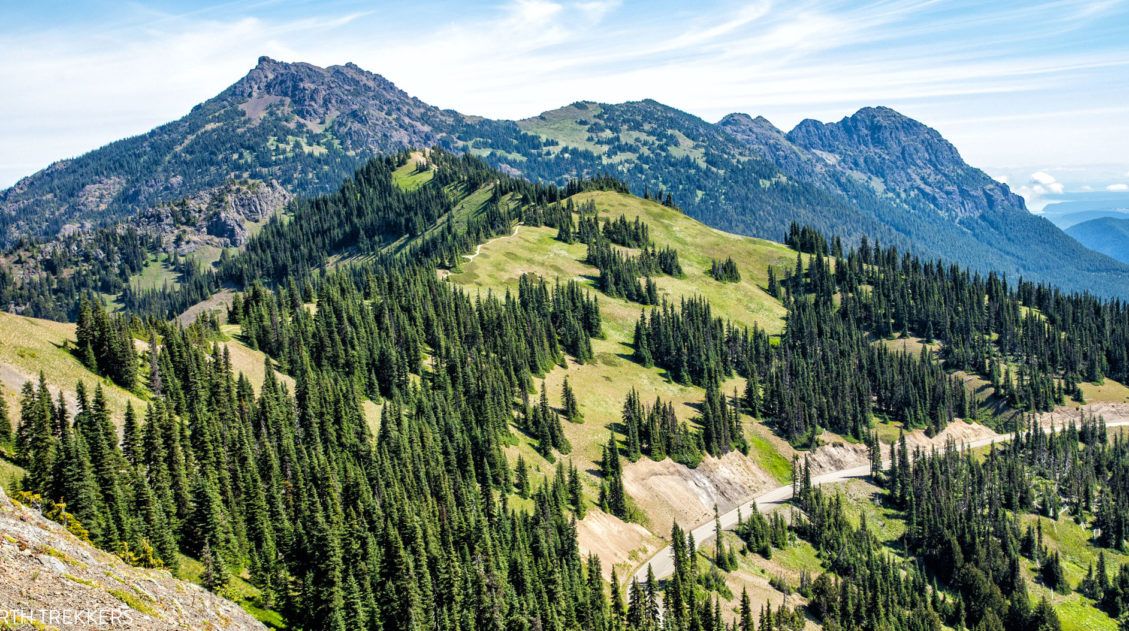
[632,415,1129,584]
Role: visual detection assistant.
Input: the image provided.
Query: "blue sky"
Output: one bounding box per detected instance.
[2,0,1128,208]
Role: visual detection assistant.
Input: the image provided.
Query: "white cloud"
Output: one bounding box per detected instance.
[1030,171,1065,192]
[576,0,621,21]
[1108,183,1129,192]
[1015,171,1066,211]
[510,0,564,25]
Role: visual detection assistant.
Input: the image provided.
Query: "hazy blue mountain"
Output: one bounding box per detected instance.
[1067,217,1129,264]
[1040,192,1129,228]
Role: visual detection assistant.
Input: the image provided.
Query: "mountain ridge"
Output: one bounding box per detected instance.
[3,56,1129,305]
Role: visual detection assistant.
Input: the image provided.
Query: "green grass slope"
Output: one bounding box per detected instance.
[0,311,146,421]
[445,190,803,578]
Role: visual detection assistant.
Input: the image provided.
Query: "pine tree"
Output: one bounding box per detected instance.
[121,403,140,467]
[562,376,582,422]
[608,569,626,629]
[0,387,11,445]
[514,455,531,498]
[568,460,586,519]
[743,375,761,417]
[148,331,162,395]
[599,433,628,519]
[582,554,608,631]
[739,588,754,631]
[200,543,229,592]
[17,375,56,491]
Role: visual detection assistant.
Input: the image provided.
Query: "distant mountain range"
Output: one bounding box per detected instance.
[3,56,1128,297]
[1039,192,1129,229]
[1067,217,1129,265]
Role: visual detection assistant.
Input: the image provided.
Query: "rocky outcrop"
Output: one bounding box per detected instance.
[200,180,291,246]
[786,106,1026,221]
[143,179,292,250]
[0,486,264,630]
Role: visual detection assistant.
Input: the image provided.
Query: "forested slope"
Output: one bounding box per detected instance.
[3,152,1129,630]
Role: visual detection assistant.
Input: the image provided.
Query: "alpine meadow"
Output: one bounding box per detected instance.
[2,3,1129,631]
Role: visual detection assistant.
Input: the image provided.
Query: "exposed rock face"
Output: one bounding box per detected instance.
[227,181,287,224]
[191,180,292,247]
[76,176,126,215]
[130,179,292,251]
[0,487,264,630]
[228,57,456,148]
[717,112,836,188]
[786,106,1026,221]
[205,212,246,243]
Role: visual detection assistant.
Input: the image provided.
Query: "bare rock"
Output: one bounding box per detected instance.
[0,487,265,630]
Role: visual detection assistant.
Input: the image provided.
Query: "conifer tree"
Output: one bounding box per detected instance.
[17,375,56,491]
[562,376,582,422]
[0,387,10,445]
[599,433,628,519]
[739,588,754,631]
[514,455,531,498]
[568,460,586,519]
[121,403,140,467]
[200,543,229,592]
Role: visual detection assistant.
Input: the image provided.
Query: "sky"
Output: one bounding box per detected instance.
[2,0,1128,210]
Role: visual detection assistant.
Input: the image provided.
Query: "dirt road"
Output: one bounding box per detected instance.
[633,414,1129,584]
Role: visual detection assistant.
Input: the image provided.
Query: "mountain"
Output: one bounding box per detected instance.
[509,100,897,248]
[787,106,1017,221]
[0,57,455,247]
[1067,216,1129,264]
[4,57,1129,305]
[776,107,1129,295]
[1040,192,1129,228]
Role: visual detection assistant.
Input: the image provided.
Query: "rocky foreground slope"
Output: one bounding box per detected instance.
[0,487,263,630]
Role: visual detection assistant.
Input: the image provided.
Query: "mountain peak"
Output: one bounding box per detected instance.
[788,106,964,171]
[849,105,905,120]
[787,106,1025,220]
[718,113,783,136]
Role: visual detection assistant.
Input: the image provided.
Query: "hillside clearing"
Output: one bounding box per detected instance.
[446,190,800,572]
[0,311,145,421]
